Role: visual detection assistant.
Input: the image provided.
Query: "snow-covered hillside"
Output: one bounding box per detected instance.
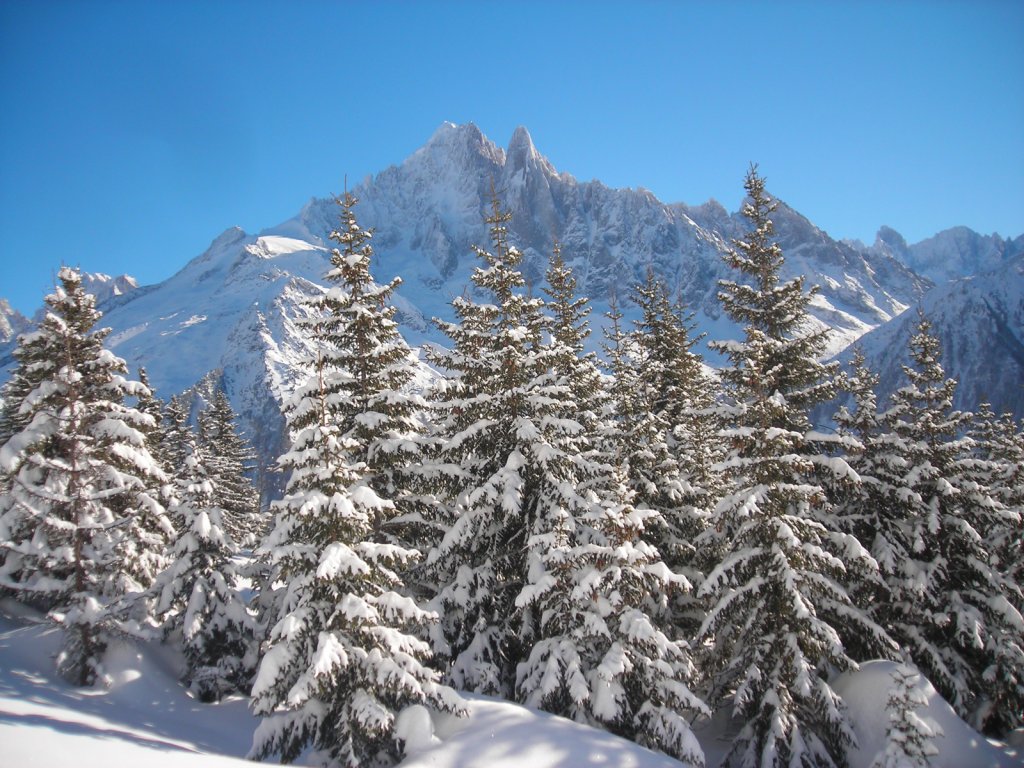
[3,605,1019,768]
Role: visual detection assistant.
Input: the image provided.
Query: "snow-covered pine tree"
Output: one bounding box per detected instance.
[511,247,708,764]
[869,665,942,768]
[880,313,1023,734]
[118,366,177,603]
[696,167,892,768]
[0,311,60,591]
[0,266,171,685]
[198,390,262,546]
[250,192,462,767]
[416,193,556,696]
[160,393,194,477]
[972,406,1024,736]
[541,245,608,466]
[619,274,691,559]
[627,271,721,628]
[601,293,644,466]
[153,431,257,701]
[135,367,165,450]
[827,348,905,655]
[0,325,50,448]
[970,403,1024,590]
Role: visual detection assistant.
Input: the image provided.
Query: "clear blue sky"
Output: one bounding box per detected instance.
[1,0,1022,315]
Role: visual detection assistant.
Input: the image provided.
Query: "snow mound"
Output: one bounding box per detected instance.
[4,604,1017,768]
[833,660,1021,768]
[399,693,684,768]
[0,604,258,767]
[1,603,688,768]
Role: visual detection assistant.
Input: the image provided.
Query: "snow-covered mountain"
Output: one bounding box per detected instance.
[1,123,1020,491]
[79,272,140,308]
[275,122,927,360]
[1,272,138,341]
[832,251,1024,421]
[864,224,1024,286]
[0,299,28,344]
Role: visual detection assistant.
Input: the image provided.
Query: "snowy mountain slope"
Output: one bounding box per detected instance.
[1,122,1018,486]
[832,251,1024,420]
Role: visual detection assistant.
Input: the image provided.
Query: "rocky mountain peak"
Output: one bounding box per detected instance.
[0,299,29,344]
[876,225,909,254]
[413,121,504,174]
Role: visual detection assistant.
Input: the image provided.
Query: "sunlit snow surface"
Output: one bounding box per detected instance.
[0,603,685,768]
[0,603,256,767]
[2,602,1020,768]
[833,660,1023,768]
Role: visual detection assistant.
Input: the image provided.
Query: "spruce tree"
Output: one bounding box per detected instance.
[620,273,691,560]
[511,248,707,763]
[829,348,903,643]
[541,245,609,465]
[970,404,1024,590]
[417,197,659,707]
[971,405,1024,736]
[417,193,554,695]
[0,327,49,447]
[0,317,57,590]
[869,665,942,768]
[696,167,892,768]
[153,433,257,701]
[120,366,177,603]
[250,192,462,767]
[880,313,1023,732]
[600,294,644,470]
[0,267,170,685]
[135,367,166,452]
[160,393,194,476]
[626,271,721,627]
[198,390,262,545]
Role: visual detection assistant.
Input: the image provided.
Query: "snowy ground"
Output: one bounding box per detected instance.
[1,603,1020,768]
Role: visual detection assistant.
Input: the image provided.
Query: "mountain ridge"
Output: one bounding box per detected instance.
[830,252,1024,421]
[2,122,1021,494]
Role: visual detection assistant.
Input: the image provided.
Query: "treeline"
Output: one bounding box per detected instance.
[0,167,1021,768]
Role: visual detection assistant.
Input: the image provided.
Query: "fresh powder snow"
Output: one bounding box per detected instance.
[3,605,1020,767]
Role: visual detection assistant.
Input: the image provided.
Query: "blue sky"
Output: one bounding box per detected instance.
[1,0,1022,315]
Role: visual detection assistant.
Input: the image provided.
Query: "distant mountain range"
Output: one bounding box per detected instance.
[834,251,1024,421]
[2,123,1022,494]
[1,273,138,344]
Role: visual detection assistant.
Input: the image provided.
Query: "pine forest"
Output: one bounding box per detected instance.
[1,168,1022,768]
